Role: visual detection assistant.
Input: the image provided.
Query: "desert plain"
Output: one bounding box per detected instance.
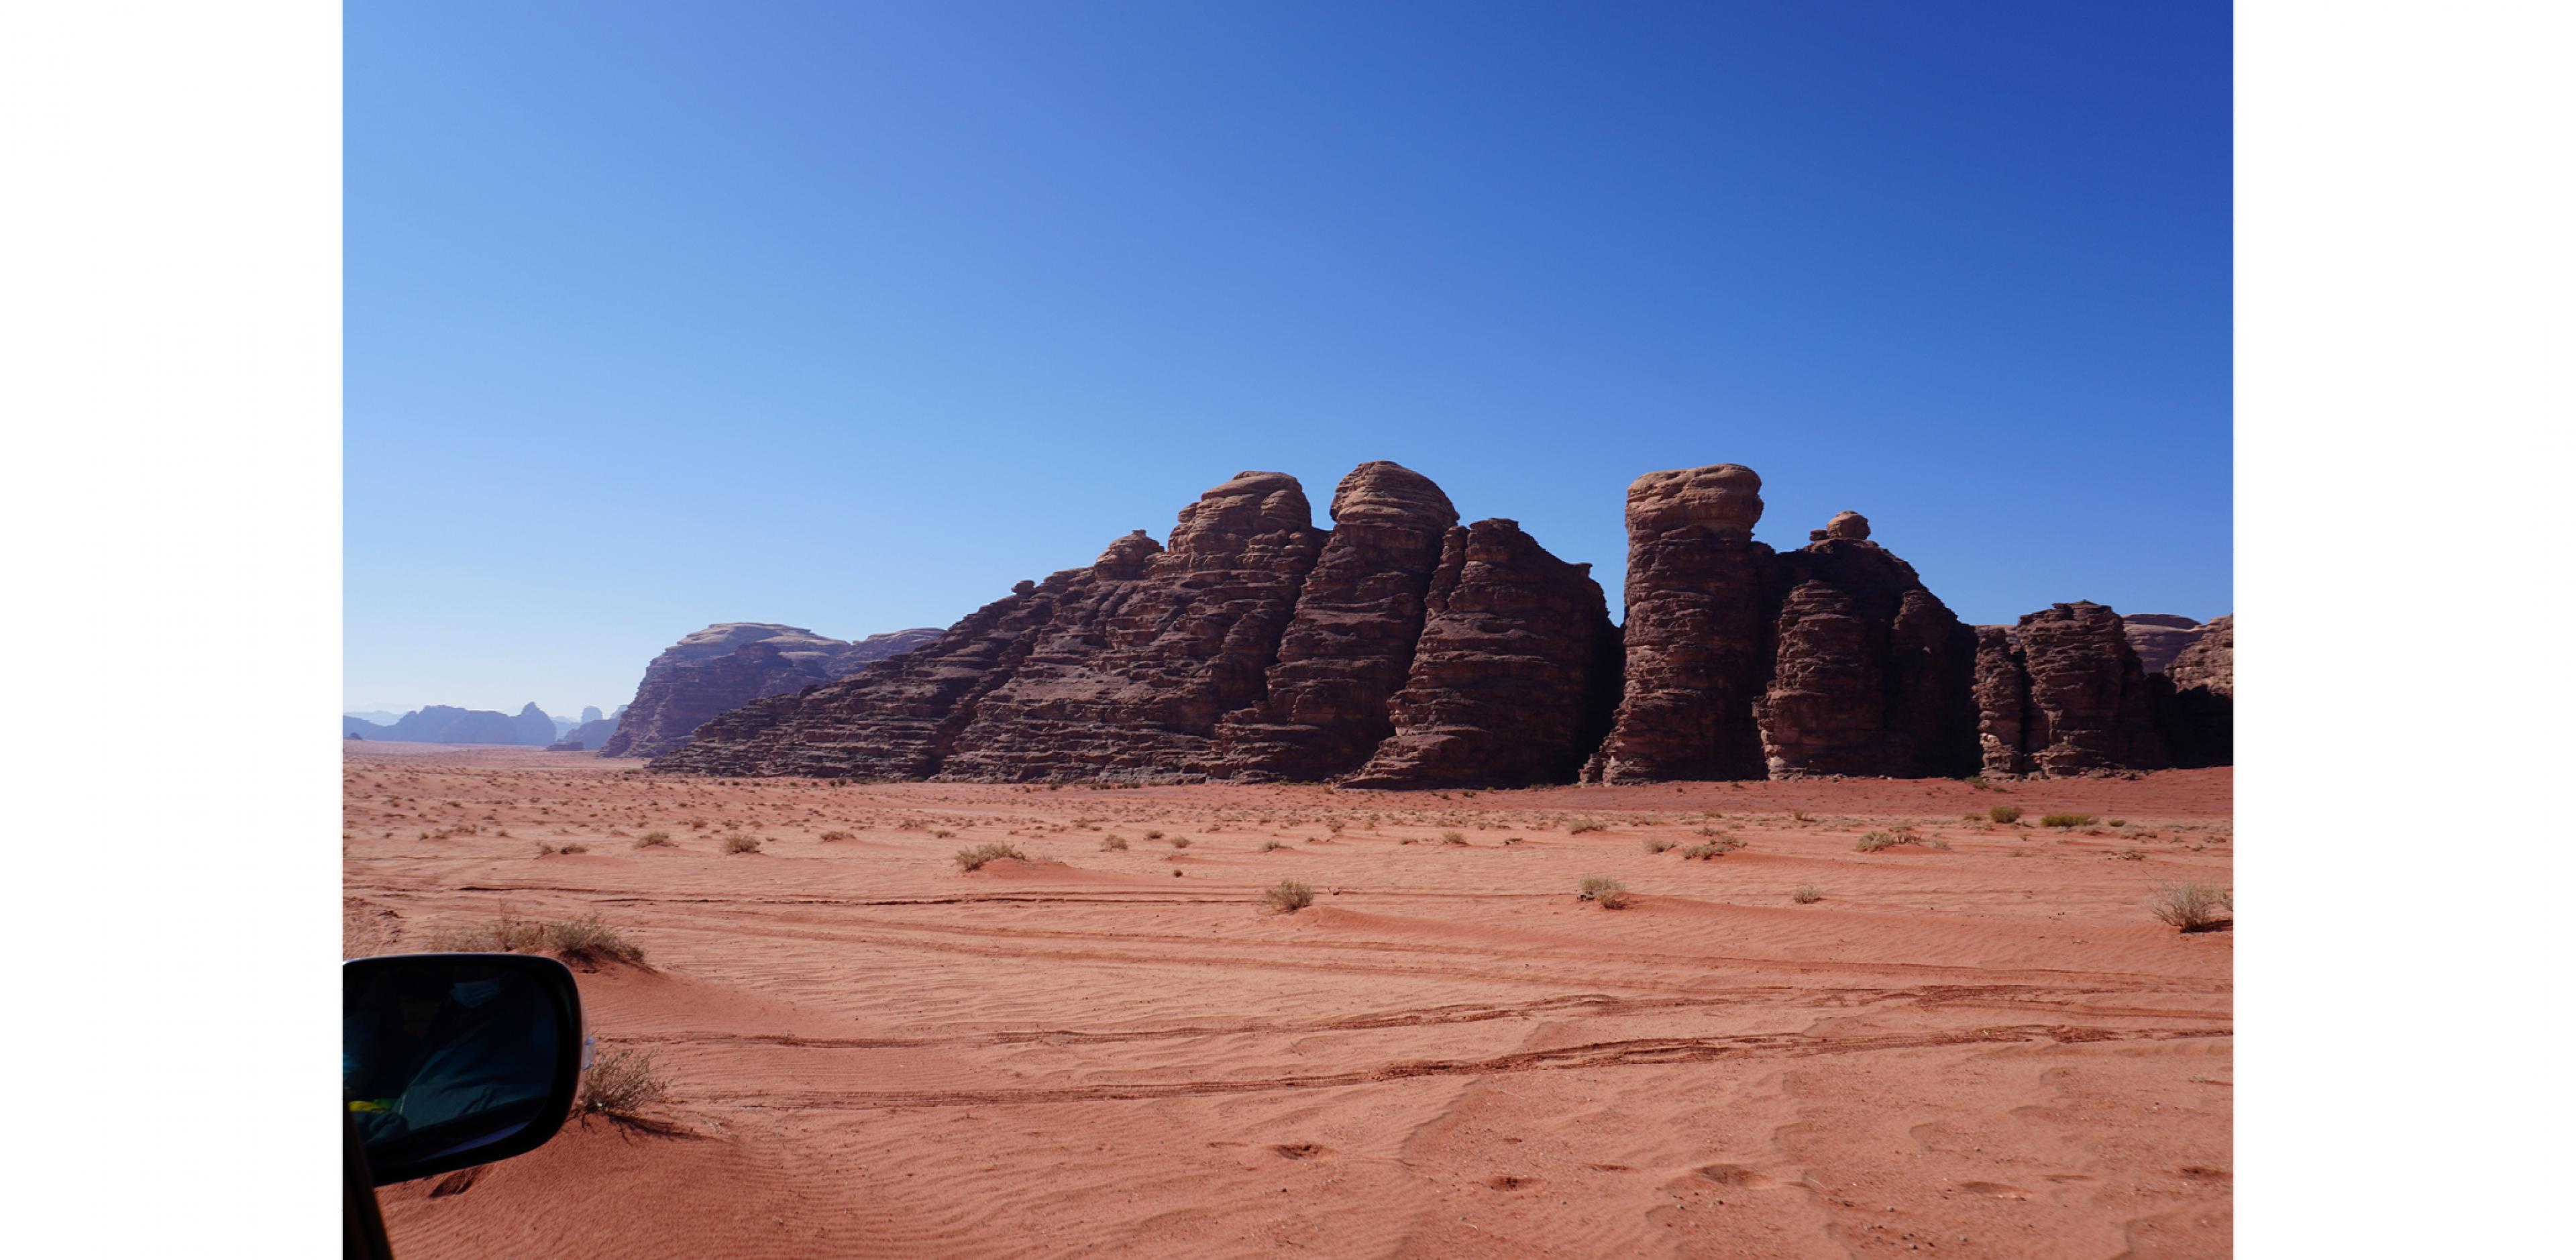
[343,741,2231,1258]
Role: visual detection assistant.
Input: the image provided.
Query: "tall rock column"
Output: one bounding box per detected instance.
[1756,513,1979,777]
[1972,627,2035,776]
[1214,461,1458,780]
[1342,519,1621,788]
[1592,464,1772,782]
[1972,601,2170,776]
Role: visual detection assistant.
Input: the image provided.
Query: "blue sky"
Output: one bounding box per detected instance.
[347,1,2231,717]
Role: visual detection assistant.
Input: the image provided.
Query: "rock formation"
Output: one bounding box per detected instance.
[1342,519,1621,788]
[342,705,526,745]
[511,703,558,747]
[599,623,941,758]
[1756,515,1980,778]
[2120,613,2210,675]
[1974,601,2169,776]
[565,705,623,753]
[1591,465,1773,782]
[1214,462,1458,780]
[2156,614,2233,767]
[653,460,2224,786]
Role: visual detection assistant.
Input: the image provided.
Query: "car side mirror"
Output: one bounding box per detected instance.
[342,953,585,1186]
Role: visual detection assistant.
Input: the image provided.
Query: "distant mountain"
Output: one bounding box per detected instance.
[600,624,941,758]
[559,703,627,751]
[344,705,531,745]
[344,710,405,726]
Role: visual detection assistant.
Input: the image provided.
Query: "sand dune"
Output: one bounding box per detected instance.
[346,743,2231,1257]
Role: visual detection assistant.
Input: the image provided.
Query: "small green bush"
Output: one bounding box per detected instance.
[1990,804,2023,824]
[2041,812,2097,829]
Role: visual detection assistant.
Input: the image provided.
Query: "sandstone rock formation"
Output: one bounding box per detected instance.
[599,623,941,758]
[565,705,623,753]
[1342,519,1621,788]
[1756,519,1980,778]
[2121,613,2212,675]
[2163,614,2233,696]
[1213,462,1458,780]
[1591,465,1773,782]
[342,705,525,745]
[1975,601,2169,776]
[511,702,558,747]
[2156,614,2233,767]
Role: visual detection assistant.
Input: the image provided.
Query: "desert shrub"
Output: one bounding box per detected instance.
[1792,809,1813,823]
[437,912,645,966]
[932,829,957,839]
[1144,830,1165,841]
[1964,776,1992,790]
[1642,837,1676,853]
[1169,836,1192,849]
[1595,888,1634,910]
[2108,818,2128,828]
[2149,883,2233,931]
[637,831,674,847]
[819,829,854,842]
[1855,831,1900,852]
[2041,812,2097,829]
[1441,831,1468,846]
[1260,839,1288,852]
[557,843,589,855]
[1927,838,1951,851]
[577,1049,669,1119]
[1398,836,1420,845]
[1576,876,1625,904]
[1679,844,1719,860]
[1990,804,2023,824]
[547,914,648,966]
[536,843,557,857]
[953,841,1027,872]
[1790,886,1823,904]
[686,819,708,830]
[1567,819,1607,835]
[2116,848,2145,861]
[720,833,763,854]
[1261,880,1315,913]
[1102,835,1129,851]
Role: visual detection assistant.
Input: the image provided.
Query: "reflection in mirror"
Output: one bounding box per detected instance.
[343,955,579,1184]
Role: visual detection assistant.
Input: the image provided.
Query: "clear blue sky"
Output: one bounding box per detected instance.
[347,1,2231,717]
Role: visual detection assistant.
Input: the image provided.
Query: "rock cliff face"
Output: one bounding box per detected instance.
[1591,465,1773,782]
[1756,518,1980,778]
[1214,462,1458,780]
[511,703,558,747]
[1342,519,1621,788]
[2121,613,2210,675]
[653,460,2224,786]
[1974,601,2169,776]
[599,623,941,758]
[2156,614,2234,767]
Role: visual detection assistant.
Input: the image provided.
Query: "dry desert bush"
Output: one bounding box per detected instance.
[1567,819,1607,835]
[1262,880,1315,913]
[435,911,647,967]
[2041,812,2097,829]
[578,1049,669,1120]
[2150,883,2233,931]
[819,829,855,841]
[1791,886,1823,904]
[1577,876,1631,908]
[635,831,675,847]
[953,841,1027,872]
[1101,835,1128,851]
[1642,837,1676,853]
[1990,804,2023,824]
[720,833,763,854]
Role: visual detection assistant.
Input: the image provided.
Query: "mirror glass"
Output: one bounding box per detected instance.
[343,955,576,1183]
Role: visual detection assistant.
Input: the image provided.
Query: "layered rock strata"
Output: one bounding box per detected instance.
[2155,614,2234,767]
[1975,601,2170,776]
[1590,465,1773,782]
[1212,462,1458,780]
[1756,517,1980,778]
[1342,519,1621,788]
[600,623,940,758]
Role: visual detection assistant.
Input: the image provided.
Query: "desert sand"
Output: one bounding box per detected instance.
[343,742,2231,1258]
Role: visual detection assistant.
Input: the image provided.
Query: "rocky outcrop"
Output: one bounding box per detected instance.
[1591,465,1773,782]
[1756,516,1979,778]
[343,705,525,745]
[565,705,623,753]
[2156,615,2233,767]
[2121,613,2209,675]
[1213,462,1458,780]
[1342,519,1621,788]
[1976,601,2169,776]
[599,623,941,758]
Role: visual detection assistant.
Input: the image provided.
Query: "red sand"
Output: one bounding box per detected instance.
[345,743,2231,1257]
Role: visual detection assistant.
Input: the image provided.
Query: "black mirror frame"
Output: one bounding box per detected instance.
[342,952,585,1187]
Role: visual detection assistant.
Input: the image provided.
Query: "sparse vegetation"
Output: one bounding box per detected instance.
[435,911,647,967]
[932,829,957,839]
[953,841,1028,872]
[1567,819,1607,835]
[1577,876,1631,908]
[1854,831,1900,852]
[1260,839,1288,852]
[1102,835,1129,851]
[557,842,589,855]
[1990,804,2023,824]
[2149,883,2233,931]
[1169,836,1192,849]
[720,833,763,854]
[1642,837,1676,854]
[2116,848,2145,861]
[1792,809,1813,823]
[2041,812,2098,829]
[635,831,674,848]
[2108,818,2127,828]
[819,829,854,842]
[577,1048,669,1119]
[1440,831,1468,846]
[1791,886,1823,904]
[1144,830,1165,841]
[1261,880,1315,913]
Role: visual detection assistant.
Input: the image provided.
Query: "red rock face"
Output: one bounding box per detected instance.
[600,623,941,758]
[2155,614,2233,768]
[1755,532,1980,778]
[1976,602,2170,776]
[2162,615,2232,697]
[1212,462,1458,781]
[1342,519,1621,789]
[1592,465,1773,782]
[1973,627,2035,776]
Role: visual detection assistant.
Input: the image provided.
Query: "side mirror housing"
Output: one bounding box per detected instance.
[342,953,585,1186]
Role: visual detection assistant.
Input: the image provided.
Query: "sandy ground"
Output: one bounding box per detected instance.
[344,742,2231,1258]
